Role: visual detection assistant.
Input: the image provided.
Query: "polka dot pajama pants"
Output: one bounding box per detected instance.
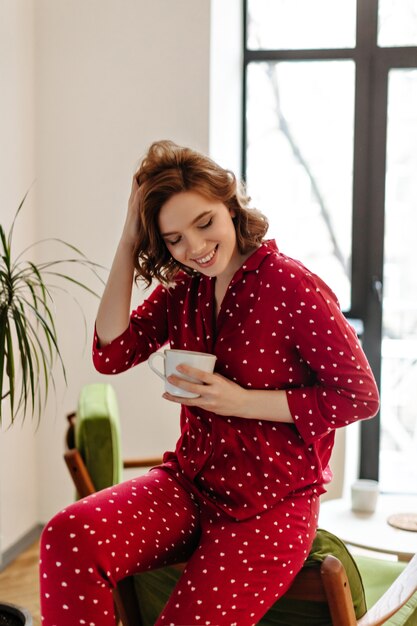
[39,468,319,626]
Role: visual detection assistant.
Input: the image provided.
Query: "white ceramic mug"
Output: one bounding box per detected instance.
[148,349,217,398]
[351,479,379,513]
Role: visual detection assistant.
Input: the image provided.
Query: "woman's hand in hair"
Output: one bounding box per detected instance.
[121,174,142,246]
[95,174,143,346]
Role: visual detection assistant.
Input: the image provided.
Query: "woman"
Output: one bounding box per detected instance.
[39,140,379,626]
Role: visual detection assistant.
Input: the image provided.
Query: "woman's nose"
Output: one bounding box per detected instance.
[187,233,205,256]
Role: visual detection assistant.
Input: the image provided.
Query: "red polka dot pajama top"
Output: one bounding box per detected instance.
[39,240,379,626]
[93,240,379,520]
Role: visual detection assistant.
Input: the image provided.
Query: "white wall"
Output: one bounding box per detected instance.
[34,0,211,524]
[1,0,211,555]
[0,0,38,562]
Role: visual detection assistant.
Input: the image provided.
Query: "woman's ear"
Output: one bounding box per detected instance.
[230,208,236,219]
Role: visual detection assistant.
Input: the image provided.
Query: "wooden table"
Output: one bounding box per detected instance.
[319,494,417,561]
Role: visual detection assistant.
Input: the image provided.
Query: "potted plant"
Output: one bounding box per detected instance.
[0,191,103,425]
[0,192,103,623]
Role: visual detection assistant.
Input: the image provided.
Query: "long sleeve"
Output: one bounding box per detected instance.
[86,241,380,519]
[285,272,379,444]
[92,283,169,374]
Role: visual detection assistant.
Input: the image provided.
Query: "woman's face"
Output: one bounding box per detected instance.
[158,190,242,281]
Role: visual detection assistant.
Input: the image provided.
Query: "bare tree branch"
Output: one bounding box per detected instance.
[264,62,350,278]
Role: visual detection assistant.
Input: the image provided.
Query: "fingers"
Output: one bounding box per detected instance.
[166,373,205,396]
[164,365,213,403]
[175,364,213,384]
[130,172,139,193]
[162,391,199,406]
[162,370,246,417]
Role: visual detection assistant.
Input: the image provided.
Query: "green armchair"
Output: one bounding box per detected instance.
[64,383,417,626]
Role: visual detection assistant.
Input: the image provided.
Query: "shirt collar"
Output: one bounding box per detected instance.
[204,239,278,287]
[239,239,278,274]
[208,239,279,285]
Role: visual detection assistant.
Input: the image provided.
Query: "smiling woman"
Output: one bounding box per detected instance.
[39,139,379,626]
[158,191,247,282]
[131,140,268,288]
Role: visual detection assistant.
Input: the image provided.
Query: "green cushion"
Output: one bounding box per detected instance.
[356,555,417,626]
[259,528,366,625]
[133,529,367,626]
[75,383,122,492]
[134,566,182,626]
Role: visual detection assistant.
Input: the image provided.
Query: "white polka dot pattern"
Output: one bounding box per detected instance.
[92,241,379,518]
[39,240,379,625]
[39,468,319,625]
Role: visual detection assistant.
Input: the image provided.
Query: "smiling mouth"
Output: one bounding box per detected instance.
[192,245,218,266]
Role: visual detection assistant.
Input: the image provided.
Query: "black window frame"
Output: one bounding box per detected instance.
[242,0,417,483]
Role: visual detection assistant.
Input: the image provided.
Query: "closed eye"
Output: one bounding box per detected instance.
[165,217,213,246]
[166,235,182,246]
[199,217,213,229]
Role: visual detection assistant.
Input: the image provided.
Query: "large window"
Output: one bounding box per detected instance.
[243,0,417,493]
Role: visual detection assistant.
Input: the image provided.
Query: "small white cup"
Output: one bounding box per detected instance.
[351,479,379,513]
[148,349,217,398]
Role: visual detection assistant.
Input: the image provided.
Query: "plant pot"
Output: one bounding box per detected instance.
[0,603,32,626]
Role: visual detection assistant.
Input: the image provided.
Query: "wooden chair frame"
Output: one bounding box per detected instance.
[64,412,417,626]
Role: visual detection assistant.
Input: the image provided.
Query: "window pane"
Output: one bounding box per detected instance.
[246,60,354,311]
[380,69,417,494]
[247,0,357,50]
[378,0,417,47]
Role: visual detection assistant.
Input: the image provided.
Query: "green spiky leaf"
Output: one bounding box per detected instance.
[0,191,105,425]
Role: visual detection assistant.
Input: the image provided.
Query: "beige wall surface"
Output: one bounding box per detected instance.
[1,0,211,556]
[0,0,38,561]
[34,0,211,527]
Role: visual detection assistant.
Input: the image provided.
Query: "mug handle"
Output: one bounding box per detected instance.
[148,352,166,381]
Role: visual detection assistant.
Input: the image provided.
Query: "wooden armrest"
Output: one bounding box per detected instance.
[285,563,327,602]
[321,555,357,626]
[64,448,96,498]
[123,457,163,469]
[357,553,417,626]
[65,411,77,449]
